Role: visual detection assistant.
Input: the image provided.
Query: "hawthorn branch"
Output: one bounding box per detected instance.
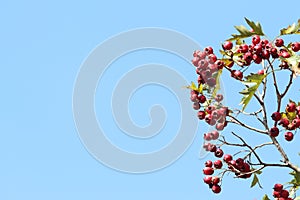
[228,115,268,134]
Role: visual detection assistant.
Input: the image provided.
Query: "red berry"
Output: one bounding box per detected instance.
[222,41,233,50]
[252,35,261,45]
[281,51,290,58]
[223,154,233,163]
[205,160,213,167]
[286,102,296,112]
[198,95,206,104]
[253,54,262,64]
[293,118,300,128]
[280,189,289,198]
[211,184,221,194]
[203,176,212,184]
[273,191,281,198]
[270,127,279,137]
[212,176,220,185]
[213,160,223,169]
[261,50,270,59]
[284,131,294,141]
[193,102,200,110]
[279,118,289,127]
[215,94,223,102]
[203,167,214,175]
[292,42,300,52]
[208,144,217,152]
[215,60,224,70]
[197,111,206,120]
[231,70,243,80]
[211,130,219,140]
[273,183,283,192]
[275,38,284,47]
[214,148,224,158]
[208,54,217,64]
[215,123,225,131]
[204,46,214,55]
[206,105,216,114]
[271,112,282,121]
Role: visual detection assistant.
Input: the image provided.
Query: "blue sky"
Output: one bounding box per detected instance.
[1,1,300,200]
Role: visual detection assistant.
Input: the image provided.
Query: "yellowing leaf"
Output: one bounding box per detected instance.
[239,73,266,111]
[250,174,259,188]
[186,82,203,94]
[262,194,270,200]
[280,19,300,35]
[212,69,223,98]
[283,54,300,77]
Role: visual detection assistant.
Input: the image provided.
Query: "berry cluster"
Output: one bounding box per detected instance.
[272,183,292,200]
[270,100,300,141]
[202,152,252,194]
[221,36,300,79]
[192,47,224,87]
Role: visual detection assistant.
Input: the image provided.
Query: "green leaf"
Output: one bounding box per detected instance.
[211,69,223,98]
[251,174,259,188]
[239,73,267,111]
[290,171,300,185]
[262,194,270,200]
[228,18,264,41]
[244,17,265,35]
[280,19,300,35]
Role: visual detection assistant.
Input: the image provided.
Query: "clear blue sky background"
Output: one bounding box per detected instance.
[1,1,300,200]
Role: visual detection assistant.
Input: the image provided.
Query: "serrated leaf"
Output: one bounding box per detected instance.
[212,69,223,98]
[239,73,267,111]
[280,19,300,35]
[262,194,270,200]
[251,174,259,188]
[244,17,265,35]
[228,18,264,41]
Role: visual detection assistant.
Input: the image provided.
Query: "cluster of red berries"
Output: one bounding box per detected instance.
[270,101,300,141]
[202,153,252,194]
[192,47,224,87]
[222,36,300,79]
[190,91,229,129]
[273,183,292,200]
